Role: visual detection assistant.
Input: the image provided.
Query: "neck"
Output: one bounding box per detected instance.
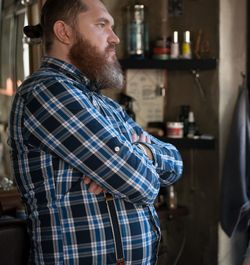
[46,44,73,66]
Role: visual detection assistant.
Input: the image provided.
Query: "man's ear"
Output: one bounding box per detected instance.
[53,20,73,45]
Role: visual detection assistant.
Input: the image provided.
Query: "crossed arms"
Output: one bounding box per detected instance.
[23,79,183,205]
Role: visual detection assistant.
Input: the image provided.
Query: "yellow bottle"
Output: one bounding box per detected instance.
[182,31,192,59]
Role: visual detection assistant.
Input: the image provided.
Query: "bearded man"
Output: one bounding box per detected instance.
[8,0,183,264]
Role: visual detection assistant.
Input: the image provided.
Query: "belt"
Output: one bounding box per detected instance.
[105,193,125,265]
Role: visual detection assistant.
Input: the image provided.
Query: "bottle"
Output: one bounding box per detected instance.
[119,93,136,120]
[152,37,170,60]
[182,31,192,59]
[170,31,180,59]
[126,3,149,59]
[168,185,177,210]
[126,100,136,120]
[187,111,196,138]
[152,0,171,60]
[179,105,190,137]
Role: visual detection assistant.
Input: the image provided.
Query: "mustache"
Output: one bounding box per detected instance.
[105,44,116,53]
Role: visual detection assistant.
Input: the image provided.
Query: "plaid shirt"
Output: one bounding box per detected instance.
[8,57,183,265]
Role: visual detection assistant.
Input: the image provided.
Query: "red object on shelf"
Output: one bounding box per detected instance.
[153,47,170,55]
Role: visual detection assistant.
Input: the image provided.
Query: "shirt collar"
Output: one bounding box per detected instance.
[40,56,100,92]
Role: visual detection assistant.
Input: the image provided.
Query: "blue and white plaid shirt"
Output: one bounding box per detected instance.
[8,57,183,265]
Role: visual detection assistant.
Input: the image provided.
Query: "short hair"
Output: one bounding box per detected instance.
[40,0,88,52]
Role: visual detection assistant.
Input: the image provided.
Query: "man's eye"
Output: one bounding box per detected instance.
[98,23,106,28]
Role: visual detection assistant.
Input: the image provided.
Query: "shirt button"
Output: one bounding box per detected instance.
[114,146,120,152]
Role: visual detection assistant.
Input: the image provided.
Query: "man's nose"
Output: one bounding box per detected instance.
[108,30,120,45]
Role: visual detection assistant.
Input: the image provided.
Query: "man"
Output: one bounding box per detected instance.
[8,0,183,264]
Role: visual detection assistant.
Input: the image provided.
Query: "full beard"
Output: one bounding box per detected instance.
[68,35,124,91]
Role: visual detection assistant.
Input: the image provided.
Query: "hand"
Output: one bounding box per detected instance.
[83,176,105,195]
[132,132,151,144]
[132,132,153,160]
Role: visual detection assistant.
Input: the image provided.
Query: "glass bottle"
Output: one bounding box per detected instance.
[182,31,192,59]
[187,111,196,138]
[125,2,149,59]
[119,93,136,120]
[170,31,180,59]
[179,105,190,137]
[168,185,177,210]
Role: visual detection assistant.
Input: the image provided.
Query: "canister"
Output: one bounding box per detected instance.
[166,122,184,138]
[125,4,149,58]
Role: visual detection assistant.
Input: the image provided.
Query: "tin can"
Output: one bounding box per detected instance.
[166,122,184,138]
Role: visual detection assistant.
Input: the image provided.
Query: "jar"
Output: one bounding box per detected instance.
[125,3,149,58]
[166,122,184,138]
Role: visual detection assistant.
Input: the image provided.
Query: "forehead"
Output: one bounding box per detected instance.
[79,0,114,25]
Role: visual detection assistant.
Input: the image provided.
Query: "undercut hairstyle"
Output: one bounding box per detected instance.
[41,0,88,52]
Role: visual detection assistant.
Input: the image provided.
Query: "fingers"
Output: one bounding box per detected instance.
[132,133,139,142]
[133,132,151,144]
[146,135,151,144]
[83,176,104,195]
[139,133,146,142]
[83,176,91,185]
[88,182,104,195]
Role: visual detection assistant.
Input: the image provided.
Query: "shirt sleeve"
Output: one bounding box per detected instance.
[125,113,183,186]
[23,79,160,205]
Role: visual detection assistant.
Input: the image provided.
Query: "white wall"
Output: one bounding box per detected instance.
[219,0,247,264]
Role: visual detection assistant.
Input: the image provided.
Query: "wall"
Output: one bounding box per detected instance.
[218,0,247,264]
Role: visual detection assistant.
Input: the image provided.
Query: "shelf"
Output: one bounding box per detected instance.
[157,137,216,150]
[119,58,217,71]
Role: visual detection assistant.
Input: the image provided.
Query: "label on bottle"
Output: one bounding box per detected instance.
[182,43,192,59]
[170,43,179,59]
[129,22,144,55]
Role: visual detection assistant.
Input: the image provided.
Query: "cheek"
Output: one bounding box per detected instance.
[83,28,107,48]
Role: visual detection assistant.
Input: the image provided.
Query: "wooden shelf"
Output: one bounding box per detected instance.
[119,58,217,71]
[157,137,216,150]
